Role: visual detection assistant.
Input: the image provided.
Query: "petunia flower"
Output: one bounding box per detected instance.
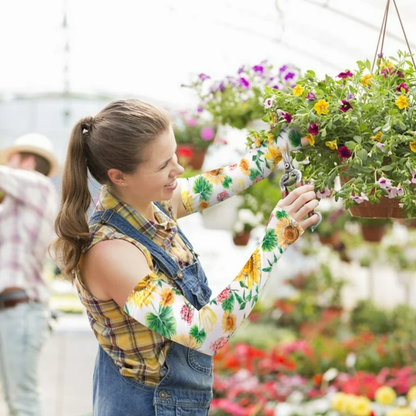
[361,74,372,85]
[284,72,295,81]
[338,146,352,158]
[252,65,264,73]
[371,132,383,142]
[411,170,416,184]
[198,73,211,81]
[283,113,293,123]
[340,100,353,113]
[376,177,392,189]
[396,82,409,93]
[314,99,330,115]
[239,77,250,88]
[308,123,319,135]
[337,70,353,78]
[200,127,215,141]
[350,193,369,204]
[306,91,317,101]
[279,65,288,73]
[237,65,245,74]
[386,187,398,199]
[305,133,315,146]
[410,139,416,153]
[376,142,386,152]
[264,97,275,108]
[293,85,304,97]
[325,140,338,150]
[395,95,408,109]
[316,186,332,199]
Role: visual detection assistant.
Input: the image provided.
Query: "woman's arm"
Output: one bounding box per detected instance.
[85,184,319,356]
[171,129,305,219]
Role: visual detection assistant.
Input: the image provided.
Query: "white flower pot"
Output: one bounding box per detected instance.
[201,195,243,231]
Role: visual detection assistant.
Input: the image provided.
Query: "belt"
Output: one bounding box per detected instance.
[0,291,31,310]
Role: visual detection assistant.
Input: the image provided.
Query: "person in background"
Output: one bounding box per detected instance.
[53,99,320,415]
[0,133,59,416]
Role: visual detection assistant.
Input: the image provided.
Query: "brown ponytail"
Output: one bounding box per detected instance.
[52,99,171,279]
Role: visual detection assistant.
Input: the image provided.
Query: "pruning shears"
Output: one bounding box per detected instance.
[279,142,322,232]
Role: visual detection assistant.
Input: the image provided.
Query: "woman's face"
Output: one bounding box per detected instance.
[123,126,184,203]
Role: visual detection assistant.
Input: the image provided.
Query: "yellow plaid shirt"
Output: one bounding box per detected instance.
[75,187,194,386]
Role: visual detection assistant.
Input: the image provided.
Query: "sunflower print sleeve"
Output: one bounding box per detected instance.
[180,128,303,214]
[124,207,303,356]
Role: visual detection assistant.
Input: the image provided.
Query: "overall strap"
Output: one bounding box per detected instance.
[89,210,183,280]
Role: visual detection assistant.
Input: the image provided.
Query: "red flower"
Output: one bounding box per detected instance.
[338,146,352,158]
[340,100,353,113]
[337,70,353,78]
[177,146,193,159]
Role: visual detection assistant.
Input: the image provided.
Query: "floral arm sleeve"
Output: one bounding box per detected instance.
[180,129,303,213]
[124,206,303,356]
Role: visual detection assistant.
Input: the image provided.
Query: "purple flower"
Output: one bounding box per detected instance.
[218,81,225,92]
[412,170,416,184]
[239,77,250,88]
[200,127,215,141]
[350,193,369,204]
[198,73,210,81]
[284,72,296,81]
[279,65,288,73]
[252,65,264,73]
[237,65,245,74]
[337,70,353,78]
[387,187,398,199]
[396,83,409,93]
[306,91,317,101]
[284,113,293,124]
[348,93,354,100]
[308,123,319,135]
[272,85,280,90]
[197,106,204,113]
[376,142,386,152]
[340,100,353,113]
[338,146,352,158]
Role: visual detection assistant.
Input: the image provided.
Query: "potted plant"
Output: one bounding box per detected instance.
[315,208,349,246]
[188,61,301,130]
[355,218,392,243]
[172,111,218,169]
[231,208,261,246]
[256,51,416,218]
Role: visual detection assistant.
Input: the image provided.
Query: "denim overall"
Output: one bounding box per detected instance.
[89,203,213,415]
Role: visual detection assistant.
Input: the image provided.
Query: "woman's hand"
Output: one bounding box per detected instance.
[277,184,320,231]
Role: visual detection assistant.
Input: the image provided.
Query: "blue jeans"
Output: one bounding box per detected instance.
[0,302,50,416]
[90,203,214,414]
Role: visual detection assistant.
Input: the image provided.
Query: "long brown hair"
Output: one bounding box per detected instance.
[52,99,171,279]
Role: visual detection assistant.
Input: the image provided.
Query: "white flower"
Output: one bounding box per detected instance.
[350,193,369,204]
[376,177,392,189]
[264,97,275,108]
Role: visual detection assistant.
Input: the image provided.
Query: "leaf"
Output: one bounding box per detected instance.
[249,168,262,182]
[353,136,362,144]
[262,266,272,272]
[222,176,232,189]
[189,325,206,344]
[193,176,213,201]
[345,141,357,150]
[356,149,368,163]
[145,306,176,338]
[261,228,278,252]
[288,130,302,148]
[239,302,247,310]
[275,209,289,219]
[221,293,235,312]
[381,165,394,172]
[239,280,248,289]
[234,293,244,305]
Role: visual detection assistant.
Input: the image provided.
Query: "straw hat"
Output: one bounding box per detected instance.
[0,133,59,177]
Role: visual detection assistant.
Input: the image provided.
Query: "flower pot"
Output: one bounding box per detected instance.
[319,231,341,247]
[177,144,207,170]
[360,224,386,243]
[340,175,408,219]
[232,231,251,246]
[201,195,243,231]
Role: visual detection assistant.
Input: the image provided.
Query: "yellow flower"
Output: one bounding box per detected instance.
[293,85,304,97]
[370,131,383,142]
[200,306,217,333]
[275,217,301,249]
[237,248,261,290]
[314,99,330,115]
[239,158,250,175]
[396,95,409,109]
[387,408,415,416]
[305,133,315,146]
[159,288,175,307]
[410,139,416,153]
[221,311,237,334]
[407,386,416,402]
[127,278,156,308]
[375,386,396,405]
[264,144,283,166]
[181,189,195,213]
[331,393,347,412]
[270,113,276,124]
[171,334,201,349]
[198,200,210,210]
[325,140,338,150]
[351,396,372,416]
[231,178,245,194]
[361,74,373,85]
[266,132,275,144]
[203,169,226,185]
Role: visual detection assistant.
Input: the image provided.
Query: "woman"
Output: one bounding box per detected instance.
[53,99,320,415]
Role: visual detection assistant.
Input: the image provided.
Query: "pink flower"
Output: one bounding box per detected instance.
[308,123,320,135]
[284,112,293,124]
[387,187,398,198]
[338,146,352,158]
[316,186,332,199]
[376,177,392,189]
[217,287,230,303]
[210,337,229,354]
[337,70,353,78]
[217,190,230,202]
[396,82,409,93]
[350,193,369,204]
[376,142,386,152]
[185,117,198,127]
[180,304,194,325]
[411,170,416,184]
[306,91,317,100]
[200,126,215,141]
